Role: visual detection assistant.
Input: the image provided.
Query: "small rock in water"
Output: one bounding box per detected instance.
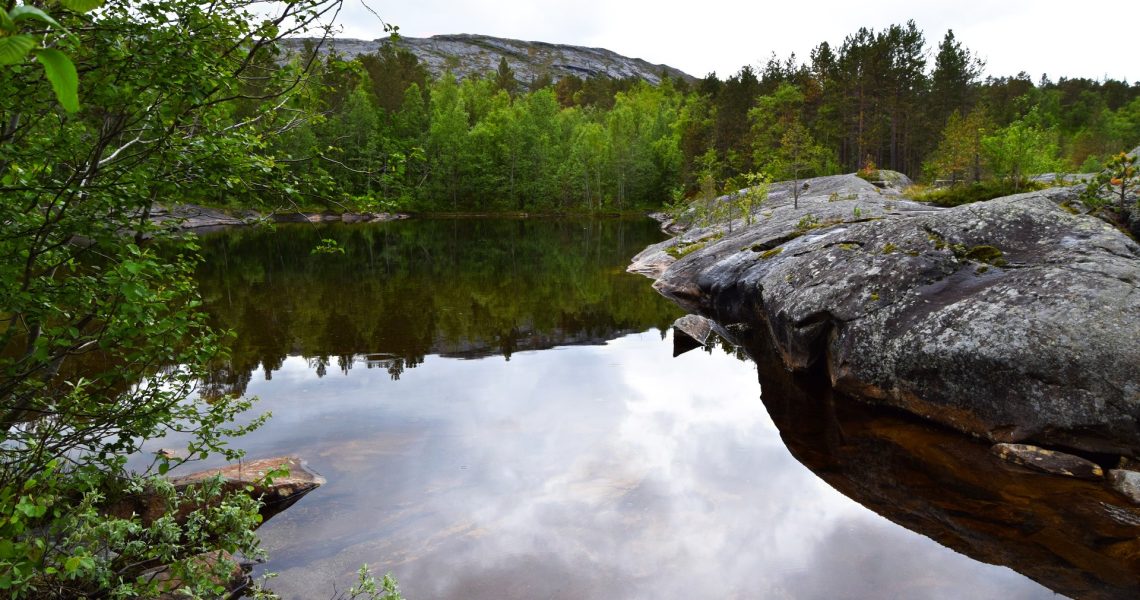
[673,314,713,357]
[992,443,1104,479]
[1108,469,1140,504]
[154,448,186,459]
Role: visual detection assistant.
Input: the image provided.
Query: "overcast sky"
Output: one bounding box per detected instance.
[327,0,1140,83]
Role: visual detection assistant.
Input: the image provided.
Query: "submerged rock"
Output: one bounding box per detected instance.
[631,173,1140,456]
[169,455,325,521]
[110,455,325,525]
[672,314,713,356]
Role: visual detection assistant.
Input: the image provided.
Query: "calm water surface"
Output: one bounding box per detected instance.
[171,219,1056,599]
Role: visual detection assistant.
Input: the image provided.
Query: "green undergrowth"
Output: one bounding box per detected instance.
[904,180,1049,206]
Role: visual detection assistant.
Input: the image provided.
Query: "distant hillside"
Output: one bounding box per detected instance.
[281,34,696,87]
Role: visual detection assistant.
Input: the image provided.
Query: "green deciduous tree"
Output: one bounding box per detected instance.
[925,108,990,184]
[981,112,1062,190]
[0,0,341,595]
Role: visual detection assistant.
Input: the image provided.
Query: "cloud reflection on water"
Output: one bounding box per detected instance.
[232,330,1052,599]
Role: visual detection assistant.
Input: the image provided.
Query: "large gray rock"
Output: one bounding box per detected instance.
[631,174,1140,455]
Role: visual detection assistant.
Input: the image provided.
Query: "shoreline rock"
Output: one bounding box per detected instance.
[149,203,409,232]
[108,455,325,525]
[630,173,1140,457]
[105,456,324,598]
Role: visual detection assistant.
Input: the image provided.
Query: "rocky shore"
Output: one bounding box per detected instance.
[149,203,408,233]
[632,173,1140,459]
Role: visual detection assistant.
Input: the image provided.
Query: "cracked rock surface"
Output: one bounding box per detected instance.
[631,173,1140,455]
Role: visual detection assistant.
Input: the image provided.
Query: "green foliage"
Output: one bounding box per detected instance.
[343,565,404,600]
[795,213,821,231]
[924,108,989,183]
[31,49,78,112]
[1082,151,1140,212]
[981,112,1062,190]
[749,84,837,196]
[259,21,1140,213]
[906,180,1047,206]
[0,1,104,112]
[0,469,266,598]
[737,172,770,225]
[0,0,338,596]
[192,220,681,386]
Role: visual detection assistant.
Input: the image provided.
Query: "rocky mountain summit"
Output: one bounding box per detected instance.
[631,174,1140,458]
[281,34,695,87]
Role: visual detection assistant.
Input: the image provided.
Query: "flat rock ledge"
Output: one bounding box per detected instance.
[631,173,1140,458]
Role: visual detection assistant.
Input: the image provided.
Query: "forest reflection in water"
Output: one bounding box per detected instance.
[178,218,1068,599]
[193,218,681,394]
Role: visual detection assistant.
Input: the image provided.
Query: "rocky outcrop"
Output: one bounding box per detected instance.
[631,173,1140,457]
[281,34,695,88]
[149,204,257,230]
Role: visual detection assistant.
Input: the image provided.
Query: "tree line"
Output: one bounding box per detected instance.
[255,22,1140,214]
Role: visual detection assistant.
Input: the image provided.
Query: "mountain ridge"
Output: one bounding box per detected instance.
[281,33,696,88]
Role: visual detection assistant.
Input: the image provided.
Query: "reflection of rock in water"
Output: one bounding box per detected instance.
[738,328,1140,600]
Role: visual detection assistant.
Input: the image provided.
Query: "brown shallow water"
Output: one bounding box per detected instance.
[136,218,1136,598]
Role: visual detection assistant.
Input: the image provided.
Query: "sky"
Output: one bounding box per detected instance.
[325,0,1140,83]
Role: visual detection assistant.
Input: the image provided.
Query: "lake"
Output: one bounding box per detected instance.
[170,218,1067,599]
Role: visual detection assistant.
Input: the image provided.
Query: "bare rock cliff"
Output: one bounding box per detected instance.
[281,34,695,87]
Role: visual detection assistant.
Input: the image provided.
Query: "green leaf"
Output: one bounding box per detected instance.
[10,6,64,30]
[0,35,35,66]
[0,9,15,33]
[33,48,79,112]
[57,0,104,13]
[64,555,81,573]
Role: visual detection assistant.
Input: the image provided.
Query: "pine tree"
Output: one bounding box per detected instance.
[494,56,518,97]
[930,30,984,132]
